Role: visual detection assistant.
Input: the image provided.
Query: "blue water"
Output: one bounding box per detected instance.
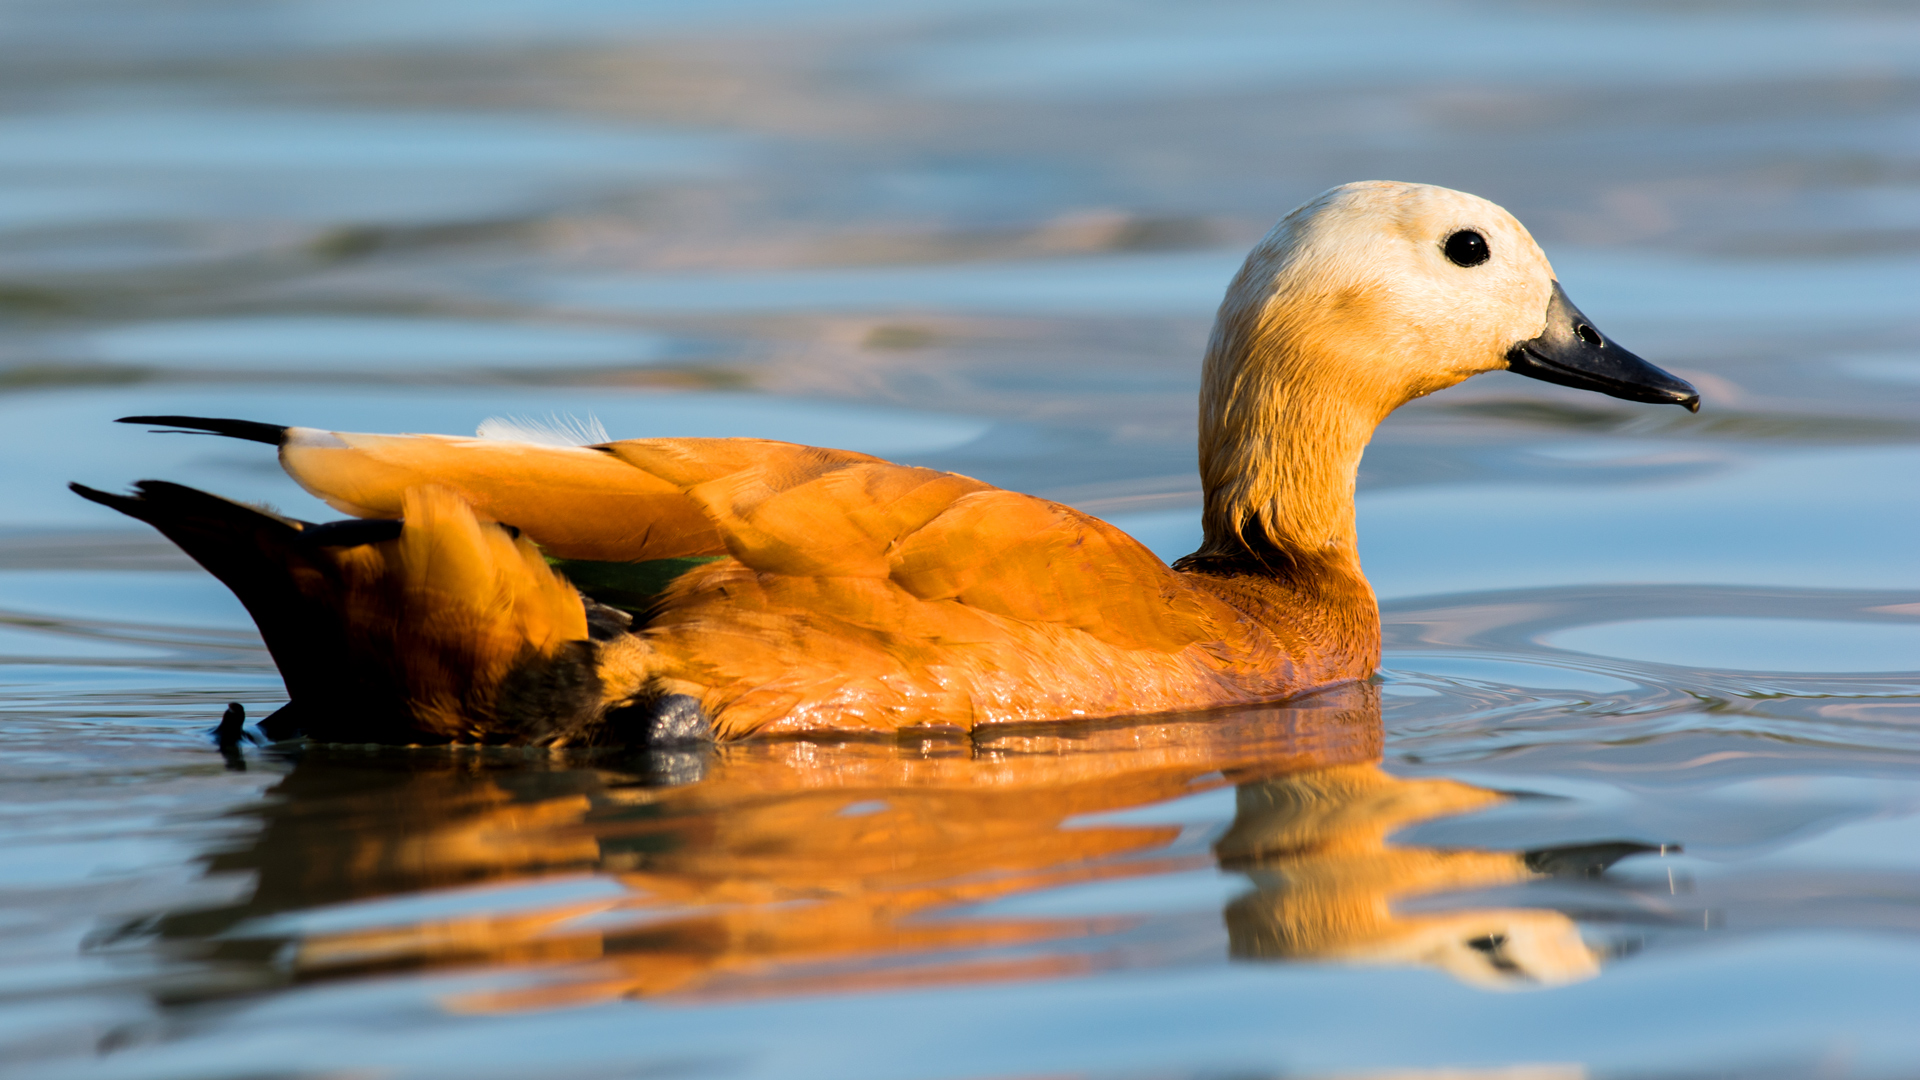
[4,1,1920,1077]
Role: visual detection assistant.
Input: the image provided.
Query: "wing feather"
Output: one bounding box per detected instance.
[282,430,722,562]
[887,491,1232,652]
[277,427,1229,653]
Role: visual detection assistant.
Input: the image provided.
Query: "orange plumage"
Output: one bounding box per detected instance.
[75,182,1696,746]
[78,433,1376,743]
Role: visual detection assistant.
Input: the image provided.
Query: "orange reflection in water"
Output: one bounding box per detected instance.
[1221,765,1599,988]
[168,684,1599,1014]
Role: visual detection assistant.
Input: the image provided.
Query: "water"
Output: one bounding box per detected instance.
[4,0,1920,1076]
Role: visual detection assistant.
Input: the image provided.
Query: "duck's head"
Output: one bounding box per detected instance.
[1198,181,1697,561]
[1209,180,1699,420]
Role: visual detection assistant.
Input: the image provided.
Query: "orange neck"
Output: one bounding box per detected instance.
[1194,363,1381,567]
[1184,322,1386,679]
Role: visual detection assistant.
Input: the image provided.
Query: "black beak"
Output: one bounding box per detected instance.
[1505,281,1699,413]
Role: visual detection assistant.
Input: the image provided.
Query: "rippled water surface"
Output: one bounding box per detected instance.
[5,1,1920,1077]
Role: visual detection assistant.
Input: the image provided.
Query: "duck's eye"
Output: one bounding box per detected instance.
[1443,230,1490,267]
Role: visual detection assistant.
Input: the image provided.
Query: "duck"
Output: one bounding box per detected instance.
[72,181,1698,747]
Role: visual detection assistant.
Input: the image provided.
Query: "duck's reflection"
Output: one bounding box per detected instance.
[1219,765,1598,988]
[132,684,1625,1011]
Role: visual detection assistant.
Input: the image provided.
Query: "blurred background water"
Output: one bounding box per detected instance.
[4,1,1920,1077]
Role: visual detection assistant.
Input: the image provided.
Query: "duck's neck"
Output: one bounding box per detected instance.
[1191,350,1381,583]
[1169,307,1394,684]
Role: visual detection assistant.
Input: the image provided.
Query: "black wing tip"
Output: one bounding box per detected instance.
[116,416,288,445]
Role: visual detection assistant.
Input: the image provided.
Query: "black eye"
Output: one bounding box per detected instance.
[1443,229,1490,267]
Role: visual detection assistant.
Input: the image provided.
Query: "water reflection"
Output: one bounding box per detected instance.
[1220,766,1603,990]
[114,683,1676,1017]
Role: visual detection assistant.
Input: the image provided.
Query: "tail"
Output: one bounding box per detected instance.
[71,481,378,736]
[72,481,607,745]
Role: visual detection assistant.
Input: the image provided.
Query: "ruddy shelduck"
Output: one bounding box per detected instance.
[75,182,1698,746]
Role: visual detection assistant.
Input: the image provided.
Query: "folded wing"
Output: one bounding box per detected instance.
[268,424,1234,654]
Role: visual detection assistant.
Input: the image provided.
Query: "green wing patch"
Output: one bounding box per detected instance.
[549,556,725,615]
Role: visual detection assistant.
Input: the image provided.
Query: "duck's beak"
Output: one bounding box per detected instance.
[1505,281,1700,412]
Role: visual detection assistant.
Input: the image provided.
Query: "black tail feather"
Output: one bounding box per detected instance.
[70,480,412,742]
[116,416,288,445]
[71,480,305,531]
[72,480,625,748]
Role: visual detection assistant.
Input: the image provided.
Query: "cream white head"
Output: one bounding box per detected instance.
[1194,181,1695,568]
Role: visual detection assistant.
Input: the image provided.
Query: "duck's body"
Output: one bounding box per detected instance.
[76,182,1697,746]
[81,432,1375,742]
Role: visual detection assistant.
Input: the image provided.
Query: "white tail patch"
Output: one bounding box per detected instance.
[476,413,610,447]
